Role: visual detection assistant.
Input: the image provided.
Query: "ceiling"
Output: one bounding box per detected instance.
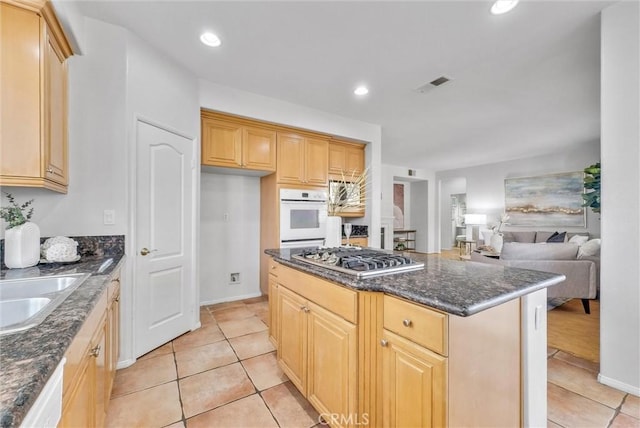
[68,0,610,171]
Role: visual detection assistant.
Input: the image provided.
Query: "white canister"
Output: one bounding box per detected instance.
[325,216,342,248]
[4,222,41,268]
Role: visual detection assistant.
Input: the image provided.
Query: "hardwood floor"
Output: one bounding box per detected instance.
[548,298,600,362]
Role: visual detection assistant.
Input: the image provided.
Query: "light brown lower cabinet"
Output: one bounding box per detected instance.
[271,258,523,428]
[381,329,447,428]
[60,274,120,427]
[277,279,357,428]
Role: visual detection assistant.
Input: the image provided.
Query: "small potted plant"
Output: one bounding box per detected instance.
[0,193,40,268]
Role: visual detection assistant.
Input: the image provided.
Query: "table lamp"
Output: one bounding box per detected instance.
[464,214,486,241]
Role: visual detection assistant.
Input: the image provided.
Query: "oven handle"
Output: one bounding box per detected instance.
[280,199,327,203]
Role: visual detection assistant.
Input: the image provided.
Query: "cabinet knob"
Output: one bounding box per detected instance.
[402,319,412,327]
[90,344,102,358]
[380,339,388,347]
[271,265,277,269]
[301,306,310,313]
[46,166,54,173]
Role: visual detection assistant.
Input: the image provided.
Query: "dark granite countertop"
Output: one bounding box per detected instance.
[265,248,565,317]
[0,254,125,428]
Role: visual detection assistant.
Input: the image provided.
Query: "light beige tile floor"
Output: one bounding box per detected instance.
[106,296,639,428]
[105,296,321,428]
[547,348,640,427]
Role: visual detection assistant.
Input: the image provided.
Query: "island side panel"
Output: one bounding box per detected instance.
[358,291,384,428]
[448,298,521,427]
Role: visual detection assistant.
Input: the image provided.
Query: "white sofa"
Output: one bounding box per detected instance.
[471,231,600,314]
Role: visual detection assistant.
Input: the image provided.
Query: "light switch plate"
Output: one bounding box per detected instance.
[103,210,115,225]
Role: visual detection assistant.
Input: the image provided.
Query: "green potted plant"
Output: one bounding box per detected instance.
[582,163,601,214]
[0,193,40,268]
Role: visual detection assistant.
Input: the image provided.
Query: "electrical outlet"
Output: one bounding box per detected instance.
[229,273,240,284]
[223,213,230,222]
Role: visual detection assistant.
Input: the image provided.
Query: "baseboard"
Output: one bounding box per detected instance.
[200,292,263,306]
[116,358,136,370]
[598,373,640,396]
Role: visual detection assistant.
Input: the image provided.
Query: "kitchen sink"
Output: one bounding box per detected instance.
[0,275,81,300]
[0,298,52,329]
[0,273,90,335]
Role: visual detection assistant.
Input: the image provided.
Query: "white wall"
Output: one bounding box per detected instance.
[4,16,201,366]
[200,173,261,304]
[435,141,601,251]
[439,177,467,249]
[381,165,437,252]
[199,79,383,246]
[0,18,128,239]
[599,1,640,395]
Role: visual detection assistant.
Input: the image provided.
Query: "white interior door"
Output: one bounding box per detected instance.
[135,120,195,357]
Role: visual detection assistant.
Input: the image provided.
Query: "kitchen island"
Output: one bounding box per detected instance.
[265,247,565,428]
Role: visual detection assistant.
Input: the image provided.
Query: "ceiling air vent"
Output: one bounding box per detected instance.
[415,75,452,93]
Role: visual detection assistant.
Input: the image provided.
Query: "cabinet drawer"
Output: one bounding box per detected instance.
[269,259,280,276]
[278,265,357,323]
[383,295,448,356]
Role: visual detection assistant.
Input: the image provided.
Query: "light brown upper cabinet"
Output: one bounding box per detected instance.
[0,0,73,193]
[328,141,365,181]
[277,132,328,186]
[201,115,276,172]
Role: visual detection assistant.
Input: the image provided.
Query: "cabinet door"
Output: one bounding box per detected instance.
[304,137,328,186]
[277,133,305,184]
[382,330,447,428]
[201,118,242,167]
[94,320,108,428]
[60,352,95,428]
[307,302,357,428]
[243,126,276,171]
[43,24,68,186]
[344,145,364,177]
[106,288,120,401]
[328,143,347,176]
[0,3,41,179]
[268,274,279,347]
[277,286,308,393]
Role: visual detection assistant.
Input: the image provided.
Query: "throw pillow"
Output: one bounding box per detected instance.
[547,231,567,243]
[568,234,589,245]
[578,238,601,258]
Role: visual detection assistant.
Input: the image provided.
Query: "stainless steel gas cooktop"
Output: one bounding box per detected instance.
[292,247,424,278]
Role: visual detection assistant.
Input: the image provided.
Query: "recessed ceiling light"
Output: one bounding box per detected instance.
[354,86,369,96]
[490,0,519,15]
[200,32,221,47]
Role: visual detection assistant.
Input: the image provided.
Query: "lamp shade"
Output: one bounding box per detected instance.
[464,214,487,225]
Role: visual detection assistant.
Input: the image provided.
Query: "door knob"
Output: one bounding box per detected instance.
[140,247,157,256]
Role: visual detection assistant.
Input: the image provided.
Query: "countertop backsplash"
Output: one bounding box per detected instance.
[0,235,125,270]
[342,224,368,237]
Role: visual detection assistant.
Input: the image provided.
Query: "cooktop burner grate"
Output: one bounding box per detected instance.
[292,247,424,278]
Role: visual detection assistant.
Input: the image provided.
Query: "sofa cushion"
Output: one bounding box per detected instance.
[546,232,567,243]
[500,242,579,260]
[535,231,555,243]
[568,234,590,245]
[578,239,601,258]
[503,231,537,243]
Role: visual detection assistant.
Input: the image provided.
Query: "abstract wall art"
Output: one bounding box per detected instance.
[504,171,586,227]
